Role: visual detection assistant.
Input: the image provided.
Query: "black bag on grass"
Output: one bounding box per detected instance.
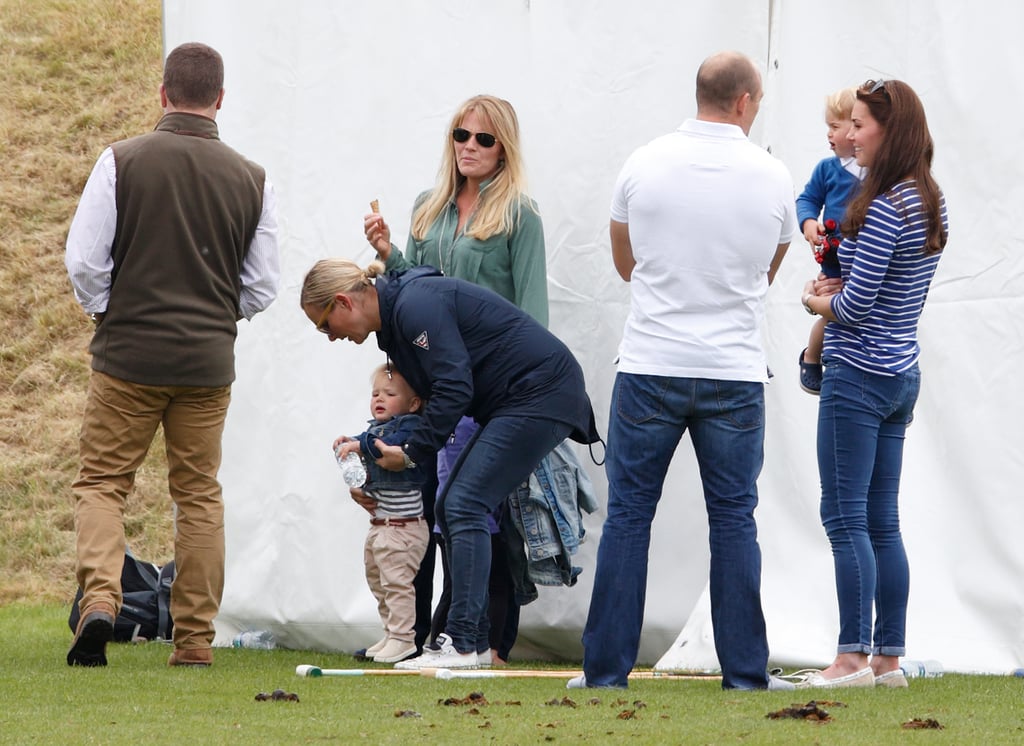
[68,551,175,642]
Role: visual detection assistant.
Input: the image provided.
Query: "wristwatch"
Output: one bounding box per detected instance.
[402,444,417,469]
[802,294,817,316]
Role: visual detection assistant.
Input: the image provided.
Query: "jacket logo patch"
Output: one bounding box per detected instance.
[413,331,429,350]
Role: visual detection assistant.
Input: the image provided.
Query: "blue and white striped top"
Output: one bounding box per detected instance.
[825,180,947,376]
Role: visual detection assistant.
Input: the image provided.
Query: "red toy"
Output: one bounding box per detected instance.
[814,218,841,264]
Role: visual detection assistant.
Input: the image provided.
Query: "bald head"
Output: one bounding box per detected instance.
[695,51,762,127]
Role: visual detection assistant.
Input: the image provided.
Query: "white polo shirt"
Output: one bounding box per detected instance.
[610,119,797,382]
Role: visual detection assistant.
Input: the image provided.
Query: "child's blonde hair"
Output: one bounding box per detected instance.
[825,86,858,120]
[370,363,421,412]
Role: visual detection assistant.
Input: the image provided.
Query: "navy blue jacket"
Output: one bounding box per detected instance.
[374,266,598,466]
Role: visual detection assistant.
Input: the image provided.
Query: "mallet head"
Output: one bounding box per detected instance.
[295,664,323,677]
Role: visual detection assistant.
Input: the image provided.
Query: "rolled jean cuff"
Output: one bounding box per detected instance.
[872,645,906,657]
[836,643,873,655]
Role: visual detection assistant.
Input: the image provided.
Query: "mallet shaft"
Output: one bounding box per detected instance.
[297,663,718,681]
[422,668,717,680]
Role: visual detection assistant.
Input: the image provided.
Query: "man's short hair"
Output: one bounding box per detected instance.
[163,42,224,109]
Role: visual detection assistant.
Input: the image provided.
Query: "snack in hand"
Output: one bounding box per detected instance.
[370,199,380,213]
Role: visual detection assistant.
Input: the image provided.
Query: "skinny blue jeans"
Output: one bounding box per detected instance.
[435,416,571,654]
[818,359,919,656]
[582,373,770,689]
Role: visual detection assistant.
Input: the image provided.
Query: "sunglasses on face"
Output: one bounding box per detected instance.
[452,128,497,148]
[315,298,336,334]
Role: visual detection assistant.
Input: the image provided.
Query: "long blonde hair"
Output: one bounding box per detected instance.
[300,258,386,309]
[411,95,534,241]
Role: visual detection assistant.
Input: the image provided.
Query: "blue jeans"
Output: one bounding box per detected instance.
[818,360,919,656]
[581,373,769,689]
[435,416,571,653]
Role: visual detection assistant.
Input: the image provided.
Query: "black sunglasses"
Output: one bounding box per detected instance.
[452,128,497,148]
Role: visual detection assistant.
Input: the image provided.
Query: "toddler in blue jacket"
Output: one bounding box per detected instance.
[334,363,428,664]
[796,86,864,394]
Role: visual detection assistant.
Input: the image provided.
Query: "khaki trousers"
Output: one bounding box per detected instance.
[364,521,429,643]
[73,370,231,650]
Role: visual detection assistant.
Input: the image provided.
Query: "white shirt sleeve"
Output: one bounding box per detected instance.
[66,149,280,319]
[65,148,117,314]
[238,178,281,320]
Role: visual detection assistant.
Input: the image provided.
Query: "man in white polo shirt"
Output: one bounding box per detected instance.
[573,50,797,691]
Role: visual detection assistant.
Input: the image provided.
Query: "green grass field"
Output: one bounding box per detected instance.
[3,604,1022,745]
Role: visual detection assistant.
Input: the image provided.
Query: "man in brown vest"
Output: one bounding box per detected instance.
[64,42,280,668]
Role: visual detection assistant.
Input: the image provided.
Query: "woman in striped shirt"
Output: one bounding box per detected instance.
[798,79,948,689]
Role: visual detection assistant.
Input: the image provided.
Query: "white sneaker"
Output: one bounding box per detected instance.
[476,649,492,668]
[365,637,389,656]
[566,674,588,689]
[372,639,417,664]
[393,633,478,670]
[768,674,796,690]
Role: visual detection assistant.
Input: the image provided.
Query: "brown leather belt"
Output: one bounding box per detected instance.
[370,516,425,526]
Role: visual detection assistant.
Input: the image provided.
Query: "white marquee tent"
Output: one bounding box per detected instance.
[162,0,1024,674]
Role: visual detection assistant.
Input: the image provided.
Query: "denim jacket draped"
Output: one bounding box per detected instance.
[505,440,598,604]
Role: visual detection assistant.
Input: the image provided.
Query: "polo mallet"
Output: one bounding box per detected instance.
[296,664,419,677]
[422,668,717,681]
[296,664,716,680]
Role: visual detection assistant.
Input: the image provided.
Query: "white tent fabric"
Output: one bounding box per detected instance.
[162,1,1024,674]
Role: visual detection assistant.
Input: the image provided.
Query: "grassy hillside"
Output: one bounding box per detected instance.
[0,0,172,603]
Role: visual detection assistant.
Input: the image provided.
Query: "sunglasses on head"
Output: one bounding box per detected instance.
[865,78,887,94]
[452,128,497,148]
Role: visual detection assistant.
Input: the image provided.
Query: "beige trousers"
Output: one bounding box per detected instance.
[73,370,230,650]
[364,521,429,643]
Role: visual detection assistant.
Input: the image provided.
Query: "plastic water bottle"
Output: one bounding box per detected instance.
[900,659,943,678]
[232,630,276,650]
[336,451,367,487]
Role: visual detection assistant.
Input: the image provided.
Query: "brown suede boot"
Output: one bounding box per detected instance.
[168,647,213,667]
[67,603,116,667]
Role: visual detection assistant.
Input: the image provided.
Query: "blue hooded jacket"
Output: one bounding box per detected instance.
[374,266,598,466]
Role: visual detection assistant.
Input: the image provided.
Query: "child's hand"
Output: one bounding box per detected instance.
[803,219,823,247]
[333,435,360,457]
[349,486,377,515]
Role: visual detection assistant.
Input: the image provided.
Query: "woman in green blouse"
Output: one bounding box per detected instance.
[364,94,547,327]
[363,94,548,666]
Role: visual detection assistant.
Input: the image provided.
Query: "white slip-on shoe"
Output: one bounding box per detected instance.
[795,666,874,689]
[874,669,909,688]
[392,633,478,670]
[365,637,389,656]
